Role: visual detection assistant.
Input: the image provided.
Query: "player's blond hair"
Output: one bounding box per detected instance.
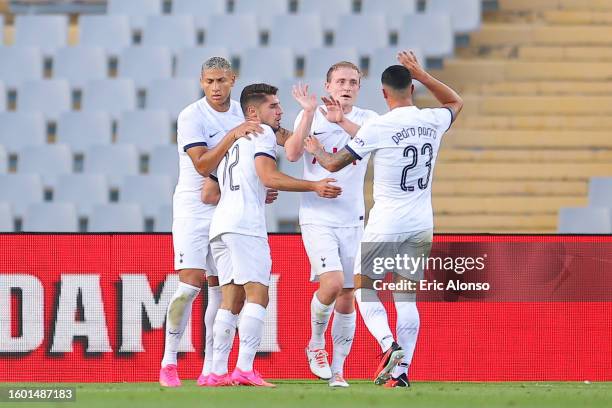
[201,56,232,77]
[326,61,362,83]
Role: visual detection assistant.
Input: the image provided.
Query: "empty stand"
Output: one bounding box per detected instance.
[428,0,482,33]
[149,145,179,183]
[334,15,388,54]
[119,175,174,217]
[0,112,46,153]
[304,47,359,78]
[205,15,259,50]
[0,174,44,218]
[89,203,144,232]
[175,47,231,78]
[0,203,12,232]
[84,144,140,187]
[146,79,201,119]
[588,178,612,207]
[82,79,136,118]
[299,0,352,29]
[116,110,172,153]
[22,202,78,232]
[17,144,72,186]
[13,15,68,54]
[118,47,173,88]
[56,111,113,154]
[142,15,196,48]
[239,47,295,82]
[53,47,107,89]
[0,47,43,89]
[79,15,132,55]
[155,204,172,232]
[361,0,417,30]
[55,174,109,217]
[107,0,162,31]
[172,0,227,15]
[558,207,611,233]
[268,15,324,51]
[400,14,454,59]
[17,79,71,121]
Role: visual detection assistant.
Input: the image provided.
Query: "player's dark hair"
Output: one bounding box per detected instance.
[240,83,278,115]
[381,65,412,91]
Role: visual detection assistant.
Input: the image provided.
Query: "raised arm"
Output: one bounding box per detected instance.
[398,50,463,121]
[254,155,341,198]
[284,83,317,161]
[320,96,361,137]
[304,135,358,173]
[187,121,263,177]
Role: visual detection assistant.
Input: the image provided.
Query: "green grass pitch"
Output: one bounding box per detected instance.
[6,381,611,408]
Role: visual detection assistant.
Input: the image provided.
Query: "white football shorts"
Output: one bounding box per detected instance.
[301,224,363,289]
[172,217,218,275]
[210,233,272,287]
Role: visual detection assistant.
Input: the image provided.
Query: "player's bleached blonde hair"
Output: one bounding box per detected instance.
[326,61,362,83]
[201,56,232,77]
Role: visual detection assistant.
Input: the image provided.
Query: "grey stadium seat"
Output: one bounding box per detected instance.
[304,47,359,78]
[172,0,227,15]
[206,15,259,51]
[82,79,136,119]
[358,77,387,114]
[55,174,109,217]
[0,203,12,232]
[400,14,454,59]
[18,144,72,186]
[239,47,295,82]
[0,82,5,112]
[361,0,417,30]
[558,207,612,234]
[116,110,172,153]
[79,15,132,55]
[0,112,46,154]
[0,174,44,218]
[149,145,179,183]
[428,0,482,33]
[0,145,6,174]
[53,47,107,89]
[334,15,388,54]
[119,175,174,217]
[23,203,78,232]
[588,178,612,207]
[142,15,196,49]
[89,203,144,232]
[146,79,201,119]
[233,0,290,30]
[56,111,113,154]
[14,15,68,54]
[107,0,163,31]
[368,47,425,80]
[268,15,324,52]
[17,79,71,121]
[175,47,230,79]
[299,0,352,29]
[155,204,172,232]
[118,47,173,89]
[0,15,3,44]
[84,144,140,187]
[0,47,43,89]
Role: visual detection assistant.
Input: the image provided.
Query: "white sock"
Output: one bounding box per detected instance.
[201,285,221,376]
[330,310,356,375]
[308,292,335,350]
[161,282,200,367]
[392,292,419,377]
[211,308,238,375]
[355,288,394,352]
[236,303,267,372]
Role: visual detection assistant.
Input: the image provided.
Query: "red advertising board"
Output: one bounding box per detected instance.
[0,234,611,382]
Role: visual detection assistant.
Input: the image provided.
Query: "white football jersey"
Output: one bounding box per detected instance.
[346,106,453,234]
[174,97,244,219]
[294,106,378,227]
[209,125,278,240]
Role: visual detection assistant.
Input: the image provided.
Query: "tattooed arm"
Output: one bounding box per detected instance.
[304,135,358,172]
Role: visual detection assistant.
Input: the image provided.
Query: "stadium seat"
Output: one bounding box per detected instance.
[53,47,107,89]
[232,76,262,99]
[299,0,353,29]
[154,204,172,232]
[205,15,259,51]
[400,14,454,58]
[119,175,174,217]
[142,15,196,49]
[358,77,387,114]
[0,112,46,154]
[334,15,388,54]
[0,145,6,174]
[79,15,132,55]
[558,207,612,233]
[118,47,173,89]
[0,47,43,89]
[56,111,113,154]
[0,82,5,112]
[149,145,179,183]
[107,0,163,31]
[146,79,201,119]
[89,203,144,232]
[22,202,78,232]
[116,110,172,153]
[55,174,109,217]
[84,144,139,187]
[588,178,612,207]
[361,0,417,30]
[172,0,227,15]
[304,47,359,78]
[368,47,425,80]
[268,15,323,52]
[0,15,4,45]
[17,79,71,121]
[82,79,137,119]
[175,47,231,79]
[428,0,482,33]
[14,15,68,54]
[17,144,72,186]
[233,0,290,30]
[238,47,295,82]
[0,203,12,232]
[0,174,44,218]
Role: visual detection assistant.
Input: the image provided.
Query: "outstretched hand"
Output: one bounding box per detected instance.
[397,50,426,81]
[319,96,344,124]
[292,82,318,112]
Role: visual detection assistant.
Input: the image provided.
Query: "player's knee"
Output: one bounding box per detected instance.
[179,269,204,287]
[207,275,219,287]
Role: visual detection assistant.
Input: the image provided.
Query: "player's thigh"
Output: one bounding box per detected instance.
[225,233,272,287]
[301,224,343,282]
[210,235,234,287]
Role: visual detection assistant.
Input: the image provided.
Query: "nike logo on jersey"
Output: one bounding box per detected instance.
[209,131,221,138]
[313,131,325,136]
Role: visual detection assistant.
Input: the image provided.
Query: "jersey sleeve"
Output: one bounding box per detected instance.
[430,107,454,132]
[345,122,381,160]
[254,127,277,161]
[177,109,207,152]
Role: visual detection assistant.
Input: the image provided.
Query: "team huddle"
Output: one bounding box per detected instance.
[158,50,463,389]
